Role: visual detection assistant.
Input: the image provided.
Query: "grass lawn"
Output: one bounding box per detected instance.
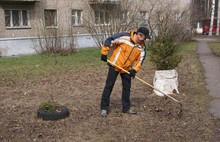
[208,42,220,56]
[0,42,215,142]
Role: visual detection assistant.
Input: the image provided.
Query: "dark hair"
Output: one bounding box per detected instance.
[137,27,151,39]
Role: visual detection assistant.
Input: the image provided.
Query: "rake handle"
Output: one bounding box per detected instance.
[107,59,181,104]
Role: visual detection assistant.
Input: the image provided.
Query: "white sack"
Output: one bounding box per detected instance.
[153,69,179,96]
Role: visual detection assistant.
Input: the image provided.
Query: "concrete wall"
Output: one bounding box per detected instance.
[0,35,98,57]
[0,38,36,56]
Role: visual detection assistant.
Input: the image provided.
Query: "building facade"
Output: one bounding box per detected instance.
[0,0,191,57]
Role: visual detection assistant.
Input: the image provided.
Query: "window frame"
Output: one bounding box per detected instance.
[94,10,110,26]
[140,11,148,22]
[44,9,57,28]
[4,9,30,29]
[121,11,128,25]
[71,9,83,26]
[174,10,181,22]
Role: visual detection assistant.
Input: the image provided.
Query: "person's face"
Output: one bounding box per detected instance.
[136,32,146,43]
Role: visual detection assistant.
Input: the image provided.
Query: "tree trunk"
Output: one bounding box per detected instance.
[209,0,215,36]
[217,0,220,35]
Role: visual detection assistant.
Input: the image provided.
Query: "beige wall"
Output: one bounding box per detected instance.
[0,0,191,56]
[0,4,37,38]
[0,0,88,39]
[0,0,190,39]
[34,0,88,36]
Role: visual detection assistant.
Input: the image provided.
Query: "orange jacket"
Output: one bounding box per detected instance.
[101,30,146,73]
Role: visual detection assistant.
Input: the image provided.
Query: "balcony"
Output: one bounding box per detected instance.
[0,0,40,1]
[0,0,40,5]
[90,0,120,5]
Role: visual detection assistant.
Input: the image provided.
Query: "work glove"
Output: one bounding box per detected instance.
[129,69,136,78]
[101,54,107,62]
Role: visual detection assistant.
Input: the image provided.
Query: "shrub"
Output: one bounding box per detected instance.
[148,35,181,70]
[38,101,61,113]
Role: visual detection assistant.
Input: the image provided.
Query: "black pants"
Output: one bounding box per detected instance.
[100,65,131,112]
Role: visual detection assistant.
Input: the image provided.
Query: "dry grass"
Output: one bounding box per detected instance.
[208,42,220,57]
[0,42,216,142]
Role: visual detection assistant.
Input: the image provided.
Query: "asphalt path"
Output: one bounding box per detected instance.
[197,38,220,118]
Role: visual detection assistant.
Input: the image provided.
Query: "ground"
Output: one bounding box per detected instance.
[0,42,216,142]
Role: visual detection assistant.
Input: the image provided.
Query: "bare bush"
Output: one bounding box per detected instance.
[81,0,145,46]
[0,48,7,58]
[32,1,79,57]
[81,0,191,46]
[34,20,78,56]
[147,0,192,42]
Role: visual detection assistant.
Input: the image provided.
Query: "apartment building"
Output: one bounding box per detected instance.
[0,0,93,56]
[0,0,191,57]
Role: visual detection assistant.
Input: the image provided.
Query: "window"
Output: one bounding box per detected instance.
[140,11,148,22]
[175,11,181,22]
[121,11,128,25]
[94,11,110,25]
[4,10,29,28]
[44,10,57,27]
[156,11,163,21]
[72,10,83,26]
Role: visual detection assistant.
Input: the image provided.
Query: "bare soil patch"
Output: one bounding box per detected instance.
[0,44,215,142]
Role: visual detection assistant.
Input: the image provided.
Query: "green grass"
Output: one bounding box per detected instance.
[208,42,220,56]
[0,48,101,85]
[0,48,100,70]
[0,48,100,68]
[38,101,62,113]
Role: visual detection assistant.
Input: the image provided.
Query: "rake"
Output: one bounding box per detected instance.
[107,59,183,116]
